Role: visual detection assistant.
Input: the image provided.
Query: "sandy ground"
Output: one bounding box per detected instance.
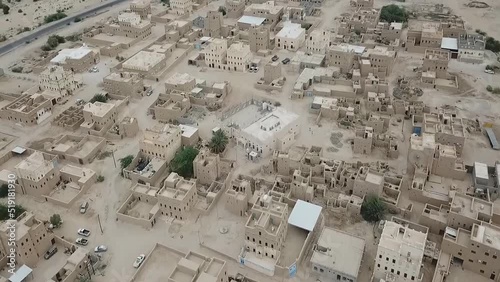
[0,0,110,38]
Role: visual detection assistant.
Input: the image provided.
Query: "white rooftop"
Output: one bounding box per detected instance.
[238,15,266,26]
[441,37,458,50]
[242,107,299,142]
[330,43,366,54]
[51,46,94,64]
[288,200,322,231]
[118,12,141,25]
[311,227,365,278]
[179,124,198,138]
[9,265,32,282]
[390,22,403,30]
[474,162,489,180]
[276,21,304,39]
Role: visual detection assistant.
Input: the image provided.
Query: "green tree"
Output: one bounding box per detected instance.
[360,194,387,223]
[47,36,59,48]
[44,12,67,23]
[218,6,227,16]
[50,214,62,228]
[2,5,10,15]
[380,4,408,23]
[97,175,105,182]
[120,155,134,169]
[0,184,8,198]
[170,147,199,178]
[486,37,500,53]
[90,93,108,103]
[487,85,493,92]
[0,204,25,220]
[209,130,228,154]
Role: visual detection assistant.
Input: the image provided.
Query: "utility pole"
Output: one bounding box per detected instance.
[97,214,103,234]
[111,150,117,168]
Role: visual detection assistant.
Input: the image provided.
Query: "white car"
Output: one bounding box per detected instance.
[94,245,108,253]
[77,228,91,237]
[133,254,146,268]
[484,69,495,74]
[75,238,88,246]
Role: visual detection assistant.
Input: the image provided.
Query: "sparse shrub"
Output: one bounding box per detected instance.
[41,44,52,51]
[44,11,67,23]
[493,87,500,94]
[97,175,105,182]
[2,5,10,15]
[90,93,108,103]
[11,66,23,73]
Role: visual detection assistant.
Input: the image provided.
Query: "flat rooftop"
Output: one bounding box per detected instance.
[329,43,366,54]
[84,102,115,118]
[123,51,166,72]
[105,72,142,83]
[143,124,180,143]
[276,22,304,39]
[51,46,94,64]
[365,171,383,185]
[471,223,500,251]
[166,72,195,85]
[245,1,284,14]
[450,193,492,219]
[238,15,266,26]
[379,221,426,262]
[179,124,198,138]
[242,107,299,143]
[15,151,54,177]
[311,227,365,278]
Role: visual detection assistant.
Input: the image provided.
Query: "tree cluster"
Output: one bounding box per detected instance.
[380,5,408,23]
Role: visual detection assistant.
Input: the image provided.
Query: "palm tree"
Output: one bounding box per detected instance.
[209,130,228,154]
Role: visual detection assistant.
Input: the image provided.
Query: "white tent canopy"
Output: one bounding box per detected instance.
[287,200,322,232]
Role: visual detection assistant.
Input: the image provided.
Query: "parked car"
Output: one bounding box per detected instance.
[77,228,91,237]
[75,238,88,246]
[272,55,279,62]
[94,245,108,253]
[146,89,153,96]
[282,58,290,64]
[133,254,146,268]
[44,246,58,260]
[485,69,495,74]
[89,67,99,73]
[80,201,89,214]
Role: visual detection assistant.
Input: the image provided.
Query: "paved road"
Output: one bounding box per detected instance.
[0,0,128,56]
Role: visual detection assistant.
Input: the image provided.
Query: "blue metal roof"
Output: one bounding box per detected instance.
[485,128,500,150]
